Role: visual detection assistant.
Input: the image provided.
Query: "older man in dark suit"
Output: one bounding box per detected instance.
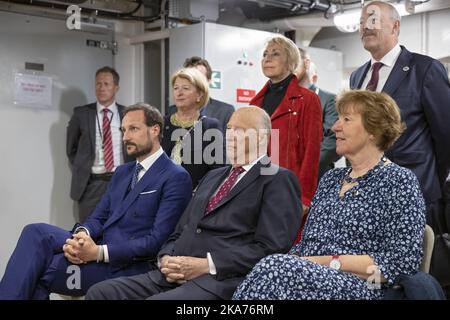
[86,106,302,300]
[350,1,450,232]
[167,56,235,134]
[66,66,133,223]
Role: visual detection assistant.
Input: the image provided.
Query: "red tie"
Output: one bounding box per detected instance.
[205,166,245,215]
[102,108,114,172]
[366,62,384,91]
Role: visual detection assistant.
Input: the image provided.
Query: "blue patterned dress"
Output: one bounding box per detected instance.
[233,162,426,300]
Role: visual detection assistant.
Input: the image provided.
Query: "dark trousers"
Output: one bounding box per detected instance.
[443,180,450,233]
[86,271,220,300]
[77,175,111,223]
[0,223,151,299]
[427,200,446,234]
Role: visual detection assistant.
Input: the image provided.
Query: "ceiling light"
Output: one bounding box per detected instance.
[333,3,412,33]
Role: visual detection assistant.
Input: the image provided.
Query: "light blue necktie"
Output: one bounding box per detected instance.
[130,163,144,190]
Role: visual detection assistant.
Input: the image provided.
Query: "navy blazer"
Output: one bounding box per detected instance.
[383,272,445,300]
[82,152,192,271]
[162,115,225,189]
[153,159,302,299]
[350,46,450,203]
[167,98,235,134]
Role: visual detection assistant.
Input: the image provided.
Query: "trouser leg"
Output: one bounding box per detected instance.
[77,178,109,223]
[86,271,169,300]
[0,223,70,299]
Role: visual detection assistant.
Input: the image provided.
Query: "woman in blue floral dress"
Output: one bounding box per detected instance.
[233,90,426,300]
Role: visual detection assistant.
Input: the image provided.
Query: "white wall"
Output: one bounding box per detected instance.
[114,20,145,106]
[0,11,143,278]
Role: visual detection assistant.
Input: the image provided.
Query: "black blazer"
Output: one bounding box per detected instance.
[350,46,450,203]
[153,158,302,299]
[162,115,225,189]
[66,103,132,201]
[167,98,235,134]
[309,85,339,179]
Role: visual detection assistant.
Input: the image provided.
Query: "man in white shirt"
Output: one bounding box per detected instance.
[66,66,133,222]
[350,1,450,236]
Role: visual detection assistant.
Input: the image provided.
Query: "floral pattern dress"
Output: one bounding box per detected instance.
[233,162,426,300]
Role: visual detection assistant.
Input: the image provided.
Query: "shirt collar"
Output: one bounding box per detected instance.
[371,44,401,68]
[136,147,164,172]
[97,101,118,114]
[241,154,267,173]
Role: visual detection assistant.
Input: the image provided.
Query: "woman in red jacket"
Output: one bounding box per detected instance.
[250,35,323,242]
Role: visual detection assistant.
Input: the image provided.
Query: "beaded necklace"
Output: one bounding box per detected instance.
[343,155,387,184]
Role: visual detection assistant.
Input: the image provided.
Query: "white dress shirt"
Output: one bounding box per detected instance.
[91,102,124,174]
[361,44,402,92]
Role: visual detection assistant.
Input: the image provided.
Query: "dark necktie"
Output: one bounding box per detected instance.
[205,166,245,215]
[130,163,144,190]
[366,62,384,91]
[102,108,114,172]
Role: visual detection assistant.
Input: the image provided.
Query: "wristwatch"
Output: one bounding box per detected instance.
[329,255,341,270]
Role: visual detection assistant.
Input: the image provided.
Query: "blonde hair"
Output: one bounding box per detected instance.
[265,35,301,74]
[171,67,210,109]
[336,90,405,151]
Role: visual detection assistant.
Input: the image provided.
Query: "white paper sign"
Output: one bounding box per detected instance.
[14,73,53,107]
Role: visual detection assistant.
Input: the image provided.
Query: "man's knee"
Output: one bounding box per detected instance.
[21,223,51,239]
[85,281,111,300]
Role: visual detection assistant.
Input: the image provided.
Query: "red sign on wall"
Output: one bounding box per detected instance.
[236,89,256,103]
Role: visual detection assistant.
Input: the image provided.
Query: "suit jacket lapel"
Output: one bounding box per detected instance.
[88,104,97,155]
[205,157,270,216]
[382,46,412,96]
[354,61,371,89]
[270,77,300,121]
[196,167,231,216]
[104,153,169,228]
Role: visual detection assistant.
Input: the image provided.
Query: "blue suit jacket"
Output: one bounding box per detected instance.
[350,46,450,203]
[82,152,192,271]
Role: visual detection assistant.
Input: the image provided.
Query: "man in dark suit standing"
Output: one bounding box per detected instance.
[86,106,302,300]
[296,48,339,180]
[350,1,450,231]
[0,104,192,299]
[66,66,133,223]
[167,56,235,134]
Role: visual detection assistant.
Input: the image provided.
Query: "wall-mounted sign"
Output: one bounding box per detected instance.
[14,73,52,108]
[210,71,222,90]
[236,88,256,103]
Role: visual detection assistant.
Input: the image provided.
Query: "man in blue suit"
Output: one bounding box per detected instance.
[0,104,192,299]
[350,1,450,231]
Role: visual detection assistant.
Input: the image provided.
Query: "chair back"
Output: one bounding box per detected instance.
[420,224,435,273]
